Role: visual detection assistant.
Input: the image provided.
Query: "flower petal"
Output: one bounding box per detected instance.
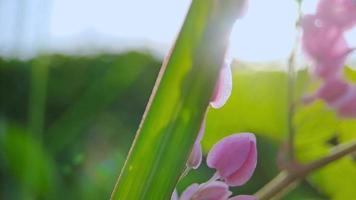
[210,62,233,109]
[229,195,257,200]
[171,189,179,200]
[317,0,356,30]
[187,143,203,169]
[225,139,257,186]
[337,87,356,118]
[180,183,200,200]
[207,133,255,178]
[187,120,206,169]
[193,181,231,200]
[317,77,350,105]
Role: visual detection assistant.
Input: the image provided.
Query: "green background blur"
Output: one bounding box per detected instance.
[1,51,356,199]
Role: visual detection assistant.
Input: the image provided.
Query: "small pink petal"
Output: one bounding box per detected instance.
[180,183,200,200]
[317,0,356,30]
[229,195,257,200]
[180,181,231,200]
[193,181,232,200]
[187,143,203,169]
[171,189,179,200]
[187,120,206,169]
[210,62,233,109]
[225,140,257,186]
[316,77,350,105]
[337,87,356,118]
[207,133,257,186]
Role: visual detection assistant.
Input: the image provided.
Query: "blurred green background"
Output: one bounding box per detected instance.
[2,51,355,199]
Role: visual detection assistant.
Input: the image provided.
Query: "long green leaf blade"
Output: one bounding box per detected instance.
[111,0,240,199]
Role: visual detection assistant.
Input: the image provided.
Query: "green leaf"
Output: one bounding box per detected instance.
[46,53,156,153]
[111,1,240,199]
[0,124,59,199]
[294,101,338,162]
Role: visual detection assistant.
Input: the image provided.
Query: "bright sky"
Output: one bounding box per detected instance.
[1,0,355,61]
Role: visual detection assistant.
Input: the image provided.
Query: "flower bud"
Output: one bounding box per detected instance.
[207,133,257,186]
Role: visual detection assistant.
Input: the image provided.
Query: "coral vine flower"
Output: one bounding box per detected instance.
[317,0,356,30]
[301,15,347,61]
[301,15,353,78]
[179,181,231,200]
[207,133,257,186]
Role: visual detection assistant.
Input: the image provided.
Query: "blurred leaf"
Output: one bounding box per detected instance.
[338,119,356,142]
[294,101,338,162]
[309,157,356,200]
[46,52,157,153]
[0,124,59,199]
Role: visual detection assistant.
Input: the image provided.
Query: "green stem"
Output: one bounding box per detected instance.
[286,0,302,164]
[255,141,356,200]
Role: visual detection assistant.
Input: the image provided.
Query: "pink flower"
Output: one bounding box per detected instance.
[301,15,353,79]
[229,195,257,200]
[207,133,257,187]
[317,0,356,30]
[179,181,231,200]
[211,62,233,109]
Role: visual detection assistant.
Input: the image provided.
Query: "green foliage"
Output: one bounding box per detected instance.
[203,65,356,199]
[1,52,355,199]
[0,125,59,199]
[0,52,160,199]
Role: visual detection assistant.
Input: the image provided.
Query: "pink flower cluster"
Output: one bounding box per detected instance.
[180,56,256,200]
[174,134,257,200]
[301,0,356,118]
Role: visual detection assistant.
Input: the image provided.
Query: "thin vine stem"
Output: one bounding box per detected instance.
[255,141,356,200]
[286,0,302,163]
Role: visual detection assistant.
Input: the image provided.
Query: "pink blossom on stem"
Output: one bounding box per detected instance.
[207,133,257,187]
[179,181,231,200]
[301,15,353,79]
[317,0,356,30]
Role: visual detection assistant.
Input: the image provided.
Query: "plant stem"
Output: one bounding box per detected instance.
[286,0,302,164]
[255,141,356,200]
